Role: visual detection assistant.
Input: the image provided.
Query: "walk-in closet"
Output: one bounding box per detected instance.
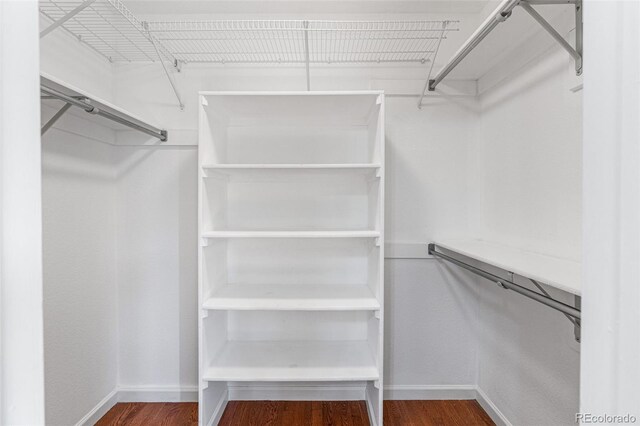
[1,0,639,425]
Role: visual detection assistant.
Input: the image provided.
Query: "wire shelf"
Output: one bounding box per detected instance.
[39,0,175,63]
[39,0,458,67]
[148,20,458,64]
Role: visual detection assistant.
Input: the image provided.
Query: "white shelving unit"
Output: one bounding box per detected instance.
[198,91,385,426]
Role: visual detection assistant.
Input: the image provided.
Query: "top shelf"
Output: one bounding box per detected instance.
[39,0,175,64]
[434,239,581,295]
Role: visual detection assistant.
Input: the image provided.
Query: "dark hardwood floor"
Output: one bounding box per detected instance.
[96,400,495,425]
[95,403,198,426]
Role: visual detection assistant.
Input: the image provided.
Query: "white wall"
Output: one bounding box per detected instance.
[476,38,582,260]
[41,120,119,426]
[115,145,198,394]
[470,23,583,426]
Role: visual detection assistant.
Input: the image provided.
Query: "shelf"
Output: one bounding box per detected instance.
[203,340,379,382]
[203,164,381,181]
[39,0,175,64]
[435,239,581,295]
[202,230,380,239]
[41,74,166,141]
[149,20,458,65]
[436,1,577,92]
[203,284,380,311]
[204,163,380,174]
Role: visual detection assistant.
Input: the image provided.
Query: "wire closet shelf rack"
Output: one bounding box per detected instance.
[146,20,459,65]
[39,0,459,108]
[39,0,175,63]
[39,0,459,65]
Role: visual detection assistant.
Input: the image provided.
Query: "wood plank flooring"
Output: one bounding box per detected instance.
[96,400,495,425]
[95,403,198,426]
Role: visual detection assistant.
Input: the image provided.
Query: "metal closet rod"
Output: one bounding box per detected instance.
[428,243,581,320]
[41,84,168,142]
[428,0,580,91]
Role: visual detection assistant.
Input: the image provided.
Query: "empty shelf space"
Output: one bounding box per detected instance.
[203,340,379,382]
[203,284,380,311]
[202,230,381,239]
[435,239,581,295]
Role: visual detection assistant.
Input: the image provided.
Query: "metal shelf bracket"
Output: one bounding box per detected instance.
[428,0,583,91]
[303,20,311,91]
[41,102,72,135]
[520,0,583,75]
[144,22,185,110]
[418,21,449,108]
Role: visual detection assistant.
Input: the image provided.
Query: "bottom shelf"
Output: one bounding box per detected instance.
[204,340,379,382]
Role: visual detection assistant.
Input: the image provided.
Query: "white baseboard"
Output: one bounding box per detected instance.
[383,384,477,400]
[384,385,512,426]
[229,383,365,401]
[77,384,512,426]
[475,387,513,426]
[118,385,198,402]
[75,389,119,426]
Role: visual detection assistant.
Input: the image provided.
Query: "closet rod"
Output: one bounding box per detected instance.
[40,84,168,142]
[428,0,582,91]
[428,243,581,320]
[428,0,520,91]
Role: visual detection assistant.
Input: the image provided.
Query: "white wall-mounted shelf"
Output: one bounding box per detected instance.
[203,284,380,311]
[203,341,379,382]
[199,91,385,426]
[435,0,579,94]
[40,73,166,143]
[203,164,381,179]
[435,239,581,295]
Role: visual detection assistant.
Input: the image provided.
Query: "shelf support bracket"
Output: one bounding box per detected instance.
[146,23,185,110]
[303,20,311,91]
[530,279,580,342]
[418,21,448,108]
[520,0,583,75]
[41,102,72,135]
[40,0,96,38]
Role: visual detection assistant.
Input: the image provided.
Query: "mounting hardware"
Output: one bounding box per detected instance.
[418,21,449,106]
